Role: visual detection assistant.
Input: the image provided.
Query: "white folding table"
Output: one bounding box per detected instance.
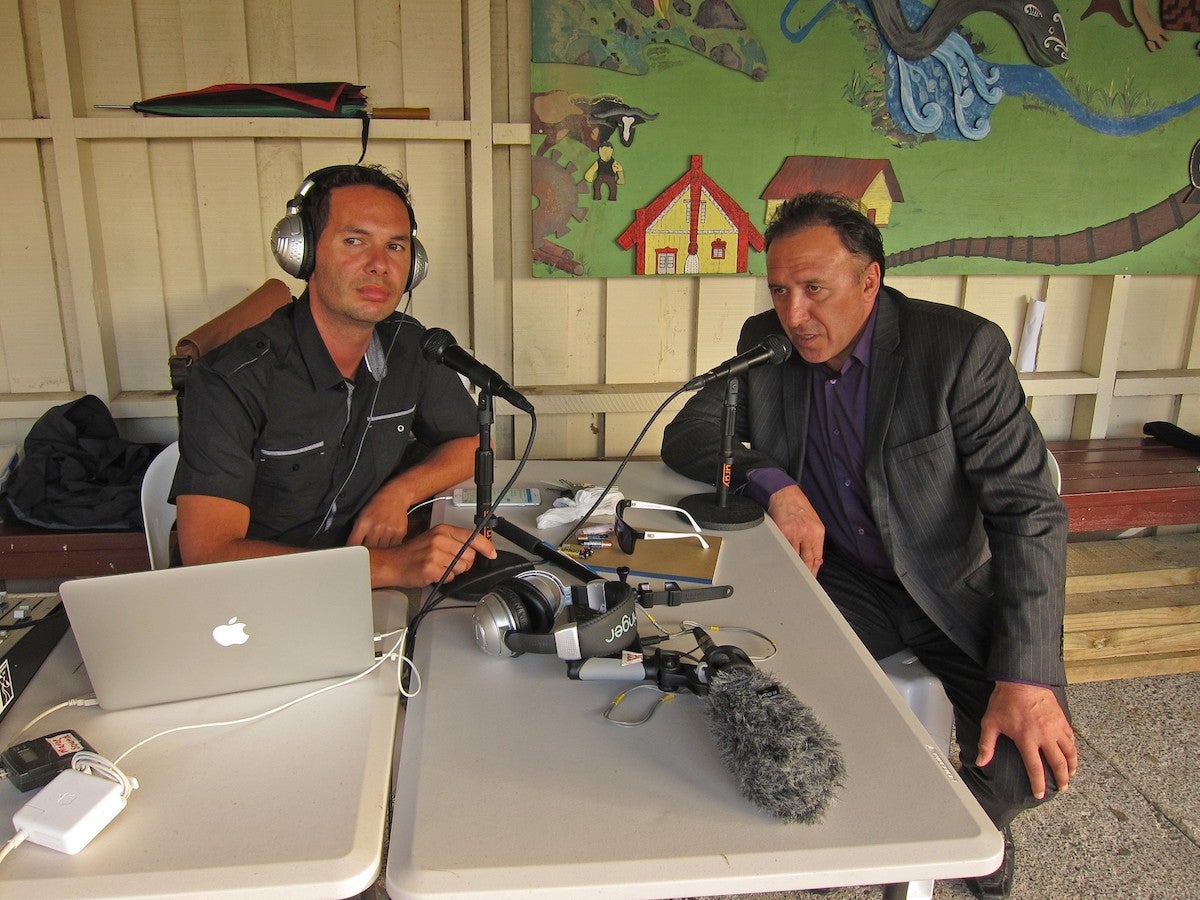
[386,460,1001,899]
[0,591,406,898]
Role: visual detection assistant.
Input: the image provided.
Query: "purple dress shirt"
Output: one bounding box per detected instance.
[746,307,895,578]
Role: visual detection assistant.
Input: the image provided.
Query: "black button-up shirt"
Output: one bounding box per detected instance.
[173,292,477,548]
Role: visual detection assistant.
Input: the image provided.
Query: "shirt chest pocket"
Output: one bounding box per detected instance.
[366,404,417,478]
[253,441,334,524]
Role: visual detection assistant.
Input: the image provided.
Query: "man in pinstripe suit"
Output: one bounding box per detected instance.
[662,193,1077,898]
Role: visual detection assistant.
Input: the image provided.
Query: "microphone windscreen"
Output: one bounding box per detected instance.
[421,327,455,363]
[705,667,844,823]
[764,333,792,365]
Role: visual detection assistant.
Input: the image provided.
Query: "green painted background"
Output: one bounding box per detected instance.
[531,1,1200,277]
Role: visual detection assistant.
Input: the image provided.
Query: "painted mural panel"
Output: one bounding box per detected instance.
[530,0,1200,277]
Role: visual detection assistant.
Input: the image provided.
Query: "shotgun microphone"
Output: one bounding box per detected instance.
[683,334,792,391]
[421,327,534,414]
[695,628,844,824]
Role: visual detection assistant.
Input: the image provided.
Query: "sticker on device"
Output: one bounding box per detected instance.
[47,732,85,756]
[0,660,12,712]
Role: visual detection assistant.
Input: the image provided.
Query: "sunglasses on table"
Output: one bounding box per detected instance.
[613,499,710,554]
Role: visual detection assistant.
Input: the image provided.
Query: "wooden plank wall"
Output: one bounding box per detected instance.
[1,0,1198,462]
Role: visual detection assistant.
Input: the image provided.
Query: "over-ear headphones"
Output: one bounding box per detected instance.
[271,164,429,291]
[473,572,639,661]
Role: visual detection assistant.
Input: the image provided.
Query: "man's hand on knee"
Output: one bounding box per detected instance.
[977,680,1078,800]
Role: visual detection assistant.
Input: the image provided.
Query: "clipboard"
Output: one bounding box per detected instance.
[581,535,723,584]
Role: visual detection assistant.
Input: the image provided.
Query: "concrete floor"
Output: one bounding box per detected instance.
[693,671,1200,900]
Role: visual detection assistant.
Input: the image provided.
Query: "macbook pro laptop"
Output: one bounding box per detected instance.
[59,545,376,710]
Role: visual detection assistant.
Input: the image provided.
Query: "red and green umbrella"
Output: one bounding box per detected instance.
[97,81,371,117]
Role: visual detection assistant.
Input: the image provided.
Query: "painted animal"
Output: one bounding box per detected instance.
[865,0,1069,66]
[531,91,659,151]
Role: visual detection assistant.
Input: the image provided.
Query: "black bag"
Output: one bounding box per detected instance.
[0,395,161,531]
[1144,421,1200,453]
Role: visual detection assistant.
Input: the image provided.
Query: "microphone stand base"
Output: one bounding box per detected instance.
[441,550,534,601]
[678,492,764,531]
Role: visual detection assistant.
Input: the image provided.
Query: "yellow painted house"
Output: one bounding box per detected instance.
[617,155,764,275]
[761,156,905,226]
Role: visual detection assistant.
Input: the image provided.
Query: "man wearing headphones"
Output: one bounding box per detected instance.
[172,164,496,588]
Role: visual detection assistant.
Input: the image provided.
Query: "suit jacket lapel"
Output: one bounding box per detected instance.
[867,290,902,479]
[781,356,811,480]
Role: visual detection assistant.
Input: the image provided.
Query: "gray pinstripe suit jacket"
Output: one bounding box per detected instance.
[662,287,1069,687]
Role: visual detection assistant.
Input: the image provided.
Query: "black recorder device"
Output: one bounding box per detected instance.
[0,595,71,727]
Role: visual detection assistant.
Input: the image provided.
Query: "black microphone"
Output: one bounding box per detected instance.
[421,327,534,414]
[695,628,844,824]
[683,334,792,391]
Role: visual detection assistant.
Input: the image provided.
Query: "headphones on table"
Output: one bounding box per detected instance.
[473,571,640,661]
[271,164,429,291]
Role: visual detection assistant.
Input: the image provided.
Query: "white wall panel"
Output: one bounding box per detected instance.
[132,0,188,96]
[0,0,31,117]
[91,141,167,391]
[1119,276,1195,371]
[963,274,1043,358]
[0,143,69,392]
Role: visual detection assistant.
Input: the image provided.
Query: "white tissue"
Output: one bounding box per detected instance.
[535,485,624,530]
[1017,298,1046,373]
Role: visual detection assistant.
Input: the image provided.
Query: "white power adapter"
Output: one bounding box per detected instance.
[12,768,126,854]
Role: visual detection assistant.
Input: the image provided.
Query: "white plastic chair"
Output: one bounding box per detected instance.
[140,441,180,570]
[1046,446,1062,493]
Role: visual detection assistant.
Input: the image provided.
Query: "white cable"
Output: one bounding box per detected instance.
[397,649,421,699]
[112,632,408,767]
[639,612,778,662]
[375,627,421,698]
[71,751,139,799]
[0,830,27,864]
[12,638,413,772]
[683,620,778,662]
[16,698,99,740]
[408,495,452,514]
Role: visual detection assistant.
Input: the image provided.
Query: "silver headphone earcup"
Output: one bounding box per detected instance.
[271,212,308,279]
[473,591,523,658]
[408,236,429,292]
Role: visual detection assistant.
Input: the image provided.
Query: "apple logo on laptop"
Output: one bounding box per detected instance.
[212,617,250,647]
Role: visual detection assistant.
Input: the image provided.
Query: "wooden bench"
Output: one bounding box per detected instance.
[0,523,150,585]
[1049,438,1200,682]
[1048,437,1200,533]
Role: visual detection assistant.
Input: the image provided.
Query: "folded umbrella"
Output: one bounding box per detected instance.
[95,81,431,164]
[96,81,378,118]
